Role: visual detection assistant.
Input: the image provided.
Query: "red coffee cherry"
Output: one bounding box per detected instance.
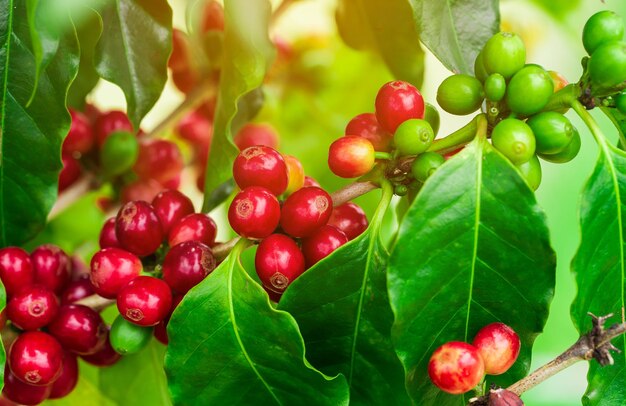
[375,80,425,133]
[31,245,71,294]
[2,367,52,405]
[153,294,184,345]
[58,155,81,193]
[120,178,163,204]
[176,109,213,148]
[169,29,192,72]
[472,322,521,375]
[48,305,107,355]
[133,140,184,184]
[328,202,368,240]
[90,248,142,299]
[280,187,332,238]
[94,110,133,147]
[301,225,348,268]
[117,276,173,327]
[60,279,95,305]
[7,285,59,331]
[255,234,305,293]
[63,109,95,155]
[162,241,217,294]
[233,146,289,196]
[428,341,485,394]
[99,217,120,249]
[168,213,218,247]
[345,112,392,151]
[49,352,78,399]
[115,201,163,257]
[328,136,375,178]
[0,247,34,297]
[283,155,305,195]
[228,187,281,239]
[202,0,225,32]
[9,331,63,385]
[80,330,121,367]
[303,176,320,188]
[233,123,279,151]
[152,190,195,236]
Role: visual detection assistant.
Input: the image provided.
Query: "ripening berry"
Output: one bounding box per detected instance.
[283,155,305,195]
[115,201,163,257]
[233,146,289,196]
[162,241,217,293]
[345,113,392,151]
[472,322,521,375]
[58,155,81,193]
[49,351,79,399]
[228,187,281,239]
[428,341,485,394]
[375,81,425,133]
[168,213,218,247]
[117,276,173,326]
[280,187,333,238]
[133,140,184,184]
[90,248,142,299]
[9,331,63,385]
[31,244,71,294]
[0,247,35,296]
[48,305,107,355]
[63,109,94,154]
[94,110,133,147]
[7,285,59,331]
[301,225,348,268]
[328,202,368,240]
[328,136,375,178]
[152,190,195,236]
[255,234,305,293]
[233,123,279,151]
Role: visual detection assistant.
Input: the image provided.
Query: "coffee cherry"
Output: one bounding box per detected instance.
[63,109,94,155]
[411,152,445,182]
[117,276,172,327]
[168,213,218,247]
[617,91,626,114]
[80,330,121,367]
[328,202,368,240]
[589,41,626,91]
[49,352,78,399]
[473,322,521,375]
[133,140,184,184]
[437,74,484,115]
[115,201,163,256]
[583,10,625,55]
[120,178,162,204]
[482,32,526,80]
[110,315,153,355]
[394,119,434,156]
[548,70,569,93]
[90,248,142,299]
[201,0,225,32]
[233,123,279,151]
[31,245,71,294]
[0,247,35,296]
[303,176,320,188]
[9,331,63,385]
[328,136,375,178]
[538,128,581,164]
[375,81,425,133]
[428,341,485,395]
[423,103,441,136]
[100,131,139,177]
[280,187,333,238]
[99,218,120,249]
[506,66,554,116]
[162,241,216,293]
[58,155,81,193]
[344,113,392,151]
[474,51,489,82]
[48,305,107,355]
[233,146,289,195]
[152,294,183,345]
[152,190,195,236]
[283,155,305,195]
[7,285,59,331]
[228,187,281,239]
[2,367,52,405]
[94,110,133,147]
[516,155,542,191]
[491,118,536,165]
[176,109,213,147]
[60,279,95,305]
[301,225,348,268]
[526,112,575,155]
[484,73,506,102]
[255,234,305,293]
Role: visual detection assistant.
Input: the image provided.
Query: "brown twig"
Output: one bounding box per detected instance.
[330,181,379,207]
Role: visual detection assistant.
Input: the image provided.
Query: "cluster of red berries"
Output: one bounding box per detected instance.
[227,145,368,300]
[428,322,521,395]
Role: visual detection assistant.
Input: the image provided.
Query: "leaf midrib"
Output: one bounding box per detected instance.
[464,141,482,341]
[0,0,14,245]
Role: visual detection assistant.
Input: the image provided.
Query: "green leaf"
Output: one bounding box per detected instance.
[601,107,626,150]
[67,8,102,109]
[94,0,172,129]
[0,0,79,246]
[388,138,555,404]
[201,0,275,211]
[279,183,410,405]
[335,0,424,86]
[0,279,5,392]
[165,241,349,405]
[412,0,500,74]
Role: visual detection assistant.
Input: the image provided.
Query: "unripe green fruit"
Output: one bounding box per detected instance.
[436,74,484,115]
[505,66,553,116]
[526,112,576,155]
[100,131,139,177]
[423,103,441,135]
[110,315,153,355]
[474,51,488,82]
[394,119,434,156]
[538,128,581,164]
[616,91,626,114]
[583,11,625,55]
[482,32,526,80]
[491,118,536,165]
[589,41,626,91]
[484,73,506,102]
[516,155,542,191]
[411,152,445,182]
[394,184,408,196]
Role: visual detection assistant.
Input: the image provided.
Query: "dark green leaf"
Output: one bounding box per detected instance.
[279,184,410,405]
[201,0,275,211]
[94,0,172,129]
[165,241,349,405]
[0,0,79,246]
[26,0,61,102]
[601,107,626,150]
[68,8,102,109]
[412,0,499,74]
[336,0,424,86]
[388,138,555,404]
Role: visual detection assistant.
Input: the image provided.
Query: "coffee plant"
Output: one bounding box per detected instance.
[1,0,626,404]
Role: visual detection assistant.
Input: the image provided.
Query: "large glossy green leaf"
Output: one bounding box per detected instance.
[201,0,275,211]
[335,0,424,86]
[412,0,499,74]
[279,184,409,405]
[388,138,556,404]
[165,242,349,405]
[94,0,171,129]
[0,0,79,246]
[67,8,102,109]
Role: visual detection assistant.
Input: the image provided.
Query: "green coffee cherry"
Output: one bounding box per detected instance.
[411,152,445,182]
[516,154,542,191]
[491,118,536,165]
[589,41,626,91]
[583,10,625,55]
[394,184,408,196]
[526,112,575,155]
[616,91,626,114]
[474,51,489,82]
[423,103,441,135]
[394,119,434,156]
[505,66,554,116]
[538,128,581,164]
[482,32,526,80]
[110,315,153,355]
[100,131,139,177]
[436,74,484,115]
[484,73,506,102]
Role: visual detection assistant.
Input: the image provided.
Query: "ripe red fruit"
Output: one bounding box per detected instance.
[303,176,320,188]
[375,80,425,133]
[58,155,81,193]
[7,285,59,330]
[233,123,279,151]
[162,241,217,293]
[233,146,289,195]
[328,136,375,178]
[9,331,63,385]
[94,110,133,147]
[328,202,368,240]
[2,367,52,405]
[117,276,173,326]
[345,113,392,151]
[428,341,485,395]
[152,190,195,235]
[255,234,305,293]
[176,109,213,148]
[63,109,94,155]
[133,140,184,184]
[120,178,163,204]
[472,322,521,375]
[48,305,107,355]
[168,213,218,247]
[99,217,120,249]
[228,187,281,239]
[31,245,71,294]
[283,155,305,195]
[301,225,348,268]
[80,330,121,367]
[49,352,78,399]
[202,0,225,32]
[280,187,333,238]
[152,294,183,345]
[0,247,34,296]
[115,200,163,256]
[90,248,142,298]
[60,278,95,305]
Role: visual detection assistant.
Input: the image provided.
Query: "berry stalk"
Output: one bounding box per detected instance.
[330,181,379,207]
[427,115,479,154]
